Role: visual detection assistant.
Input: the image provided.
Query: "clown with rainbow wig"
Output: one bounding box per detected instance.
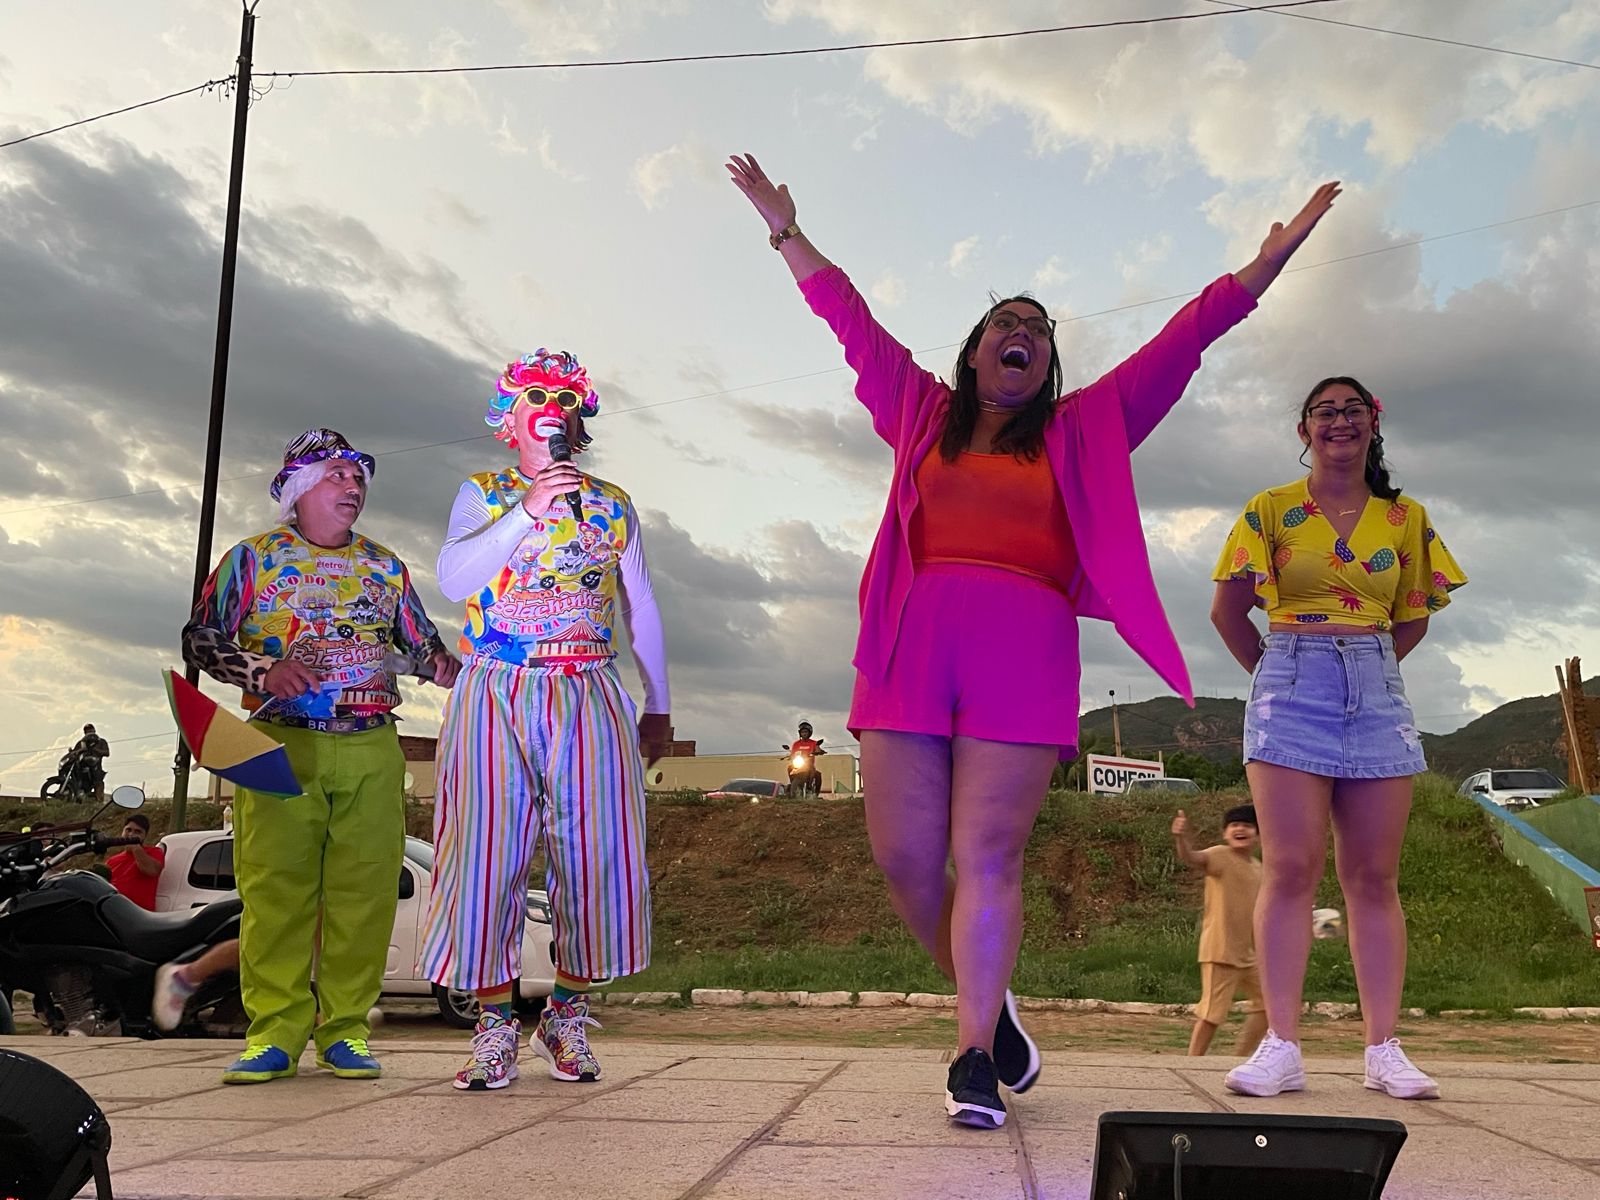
[420,350,671,1090]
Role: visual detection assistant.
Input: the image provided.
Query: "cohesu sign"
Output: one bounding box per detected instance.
[1086,754,1165,796]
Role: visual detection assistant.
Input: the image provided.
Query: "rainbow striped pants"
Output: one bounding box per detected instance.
[418,654,651,989]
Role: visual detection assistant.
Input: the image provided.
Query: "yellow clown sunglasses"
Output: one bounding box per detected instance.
[518,386,586,412]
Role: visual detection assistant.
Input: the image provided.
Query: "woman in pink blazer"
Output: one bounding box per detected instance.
[729,152,1337,1128]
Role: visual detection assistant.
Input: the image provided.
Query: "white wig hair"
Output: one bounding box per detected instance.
[277,457,372,525]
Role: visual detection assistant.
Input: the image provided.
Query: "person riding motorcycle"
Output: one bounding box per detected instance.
[44,726,110,801]
[784,721,826,796]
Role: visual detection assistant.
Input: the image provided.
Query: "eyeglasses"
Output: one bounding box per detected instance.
[988,310,1056,339]
[1306,402,1373,426]
[519,387,586,412]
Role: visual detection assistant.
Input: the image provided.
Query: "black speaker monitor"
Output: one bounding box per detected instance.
[1091,1111,1407,1200]
[0,1048,114,1200]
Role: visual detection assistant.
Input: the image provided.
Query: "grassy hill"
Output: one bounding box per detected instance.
[9,776,1596,1010]
[628,774,1599,1010]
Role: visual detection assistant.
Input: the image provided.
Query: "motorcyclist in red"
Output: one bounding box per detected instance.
[785,721,826,795]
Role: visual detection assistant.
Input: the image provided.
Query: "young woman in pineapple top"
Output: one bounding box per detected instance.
[1211,376,1465,1101]
[730,150,1340,1130]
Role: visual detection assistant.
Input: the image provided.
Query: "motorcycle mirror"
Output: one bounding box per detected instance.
[110,785,146,810]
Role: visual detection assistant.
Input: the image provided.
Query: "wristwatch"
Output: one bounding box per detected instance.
[769,223,801,250]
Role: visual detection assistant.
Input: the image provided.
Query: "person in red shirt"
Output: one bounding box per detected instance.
[106,814,165,911]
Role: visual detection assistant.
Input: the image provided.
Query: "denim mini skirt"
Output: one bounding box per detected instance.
[1242,632,1426,780]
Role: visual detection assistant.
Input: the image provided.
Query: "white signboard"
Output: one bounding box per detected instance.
[1087,754,1164,796]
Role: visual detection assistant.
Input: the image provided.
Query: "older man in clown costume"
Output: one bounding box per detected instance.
[420,350,670,1090]
[183,429,460,1084]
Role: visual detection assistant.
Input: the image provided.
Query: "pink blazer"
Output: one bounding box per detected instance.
[799,266,1257,705]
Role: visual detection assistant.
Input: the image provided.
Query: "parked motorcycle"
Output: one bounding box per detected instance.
[782,738,825,797]
[0,786,245,1038]
[39,747,104,802]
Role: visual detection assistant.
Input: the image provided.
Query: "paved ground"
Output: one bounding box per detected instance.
[6,1034,1597,1199]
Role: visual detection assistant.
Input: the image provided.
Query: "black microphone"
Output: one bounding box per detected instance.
[547,428,583,524]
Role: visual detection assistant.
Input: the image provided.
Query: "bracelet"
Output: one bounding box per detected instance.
[769,223,801,250]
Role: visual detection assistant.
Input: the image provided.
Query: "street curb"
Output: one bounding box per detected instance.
[589,991,1597,1020]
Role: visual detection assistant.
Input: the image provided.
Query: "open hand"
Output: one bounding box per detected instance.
[1259,181,1341,267]
[726,154,796,234]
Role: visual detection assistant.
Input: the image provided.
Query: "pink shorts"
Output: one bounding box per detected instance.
[849,563,1081,755]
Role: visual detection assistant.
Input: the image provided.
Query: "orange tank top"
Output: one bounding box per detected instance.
[908,449,1078,592]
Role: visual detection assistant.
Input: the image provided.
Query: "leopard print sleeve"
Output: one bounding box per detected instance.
[388,561,447,673]
[181,542,276,693]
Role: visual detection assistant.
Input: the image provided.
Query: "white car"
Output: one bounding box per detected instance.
[155,830,556,1027]
[1457,768,1566,811]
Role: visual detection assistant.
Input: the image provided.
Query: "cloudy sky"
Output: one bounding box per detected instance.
[2,1,1598,794]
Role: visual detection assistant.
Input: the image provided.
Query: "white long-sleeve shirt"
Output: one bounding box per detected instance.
[437,478,669,713]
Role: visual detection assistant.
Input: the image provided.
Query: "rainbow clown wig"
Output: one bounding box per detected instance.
[485,349,601,451]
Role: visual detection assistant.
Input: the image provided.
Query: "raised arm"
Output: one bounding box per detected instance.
[1171,810,1211,872]
[727,153,940,444]
[1234,181,1342,300]
[435,474,572,603]
[1106,182,1341,450]
[726,153,832,283]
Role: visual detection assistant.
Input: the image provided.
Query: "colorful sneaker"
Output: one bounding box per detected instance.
[533,997,602,1082]
[316,1038,382,1079]
[1224,1030,1306,1097]
[945,1047,1007,1129]
[454,1010,521,1091]
[221,1044,296,1084]
[993,989,1041,1093]
[151,962,198,1033]
[1364,1038,1439,1099]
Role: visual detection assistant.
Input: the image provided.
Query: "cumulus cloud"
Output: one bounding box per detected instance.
[869,269,906,307]
[631,142,713,210]
[948,234,979,275]
[767,0,1600,181]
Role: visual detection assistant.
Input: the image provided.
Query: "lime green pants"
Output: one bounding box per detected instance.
[232,723,404,1055]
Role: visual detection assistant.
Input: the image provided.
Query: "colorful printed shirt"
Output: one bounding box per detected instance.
[1213,479,1467,629]
[435,468,669,712]
[183,525,446,721]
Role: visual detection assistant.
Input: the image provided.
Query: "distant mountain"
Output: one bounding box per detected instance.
[1077,677,1600,783]
[1078,696,1246,765]
[1417,676,1599,781]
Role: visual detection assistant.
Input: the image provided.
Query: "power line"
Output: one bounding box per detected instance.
[1201,0,1600,72]
[0,731,178,759]
[255,2,1347,82]
[2,191,1594,522]
[0,78,235,152]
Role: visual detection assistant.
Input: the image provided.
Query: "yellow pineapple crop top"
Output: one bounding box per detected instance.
[1213,478,1466,630]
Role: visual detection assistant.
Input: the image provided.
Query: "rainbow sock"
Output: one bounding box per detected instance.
[552,972,588,1005]
[477,985,514,1021]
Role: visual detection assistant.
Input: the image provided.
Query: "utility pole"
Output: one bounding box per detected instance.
[1109,689,1122,757]
[171,1,260,832]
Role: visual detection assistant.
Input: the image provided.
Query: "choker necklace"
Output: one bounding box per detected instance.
[977,400,1021,414]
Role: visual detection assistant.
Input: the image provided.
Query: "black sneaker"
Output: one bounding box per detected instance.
[993,988,1041,1093]
[945,1048,1007,1129]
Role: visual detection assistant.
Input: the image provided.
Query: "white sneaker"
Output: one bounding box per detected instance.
[1224,1030,1306,1097]
[1364,1038,1439,1099]
[151,962,197,1032]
